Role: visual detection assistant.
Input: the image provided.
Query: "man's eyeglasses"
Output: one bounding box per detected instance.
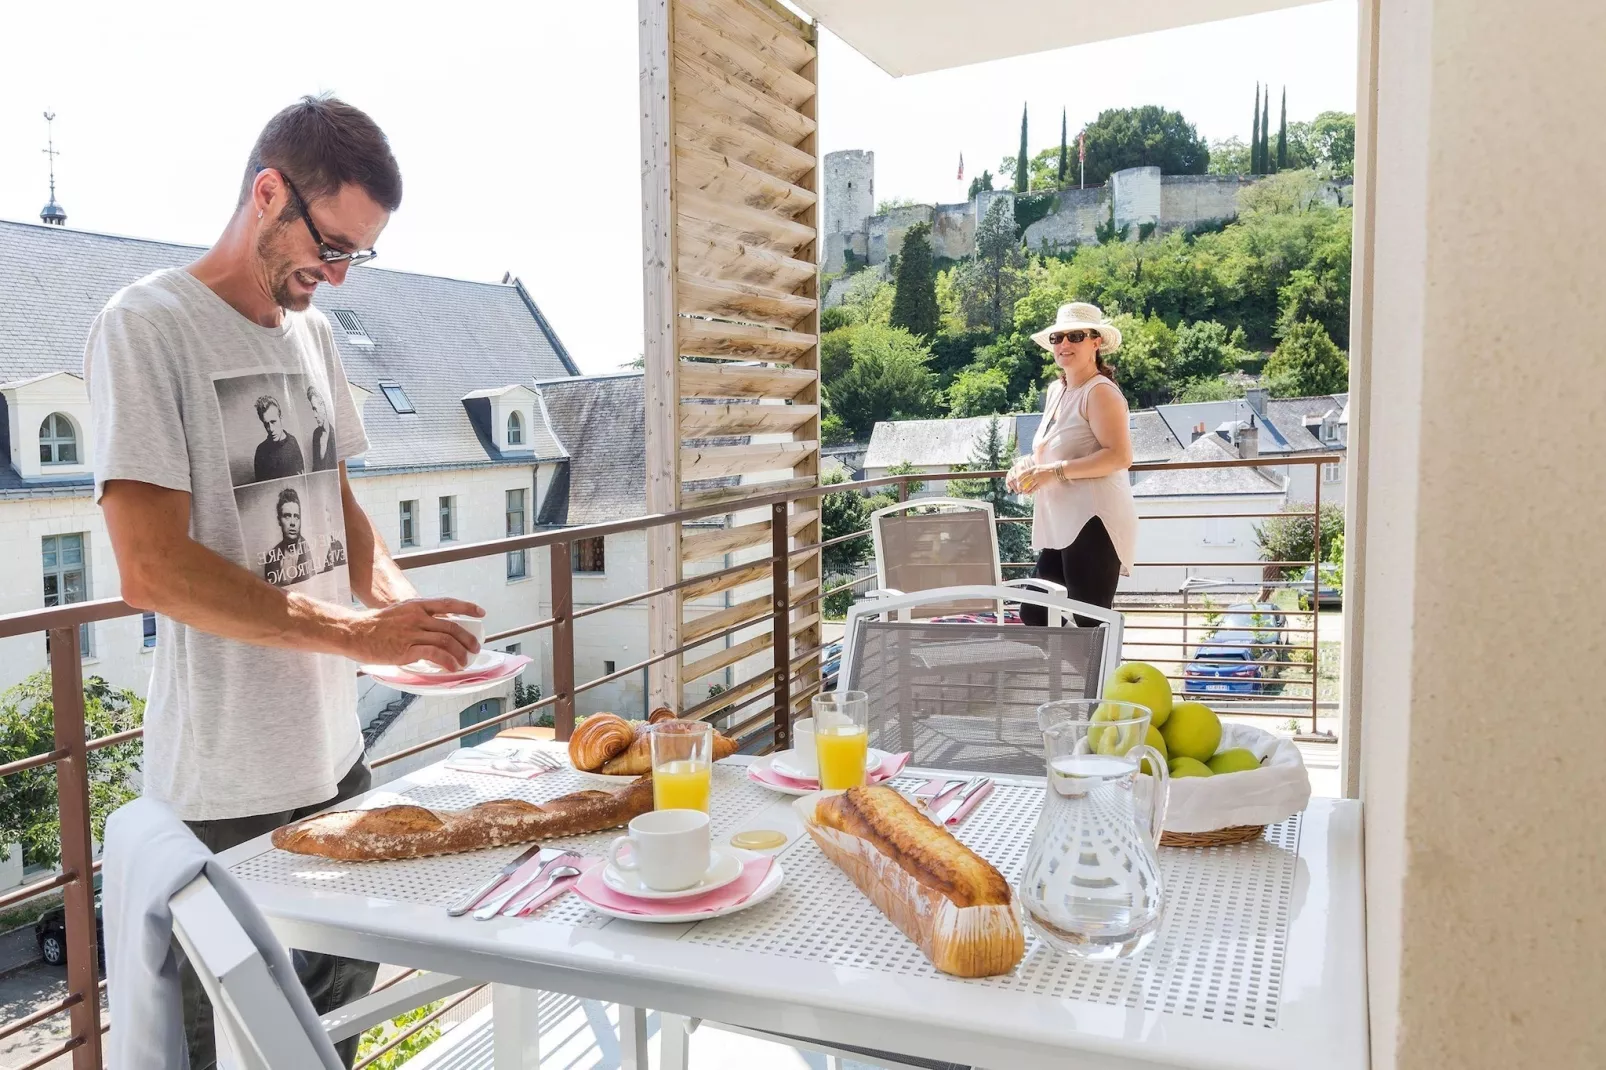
[258,167,379,267]
[1049,329,1099,345]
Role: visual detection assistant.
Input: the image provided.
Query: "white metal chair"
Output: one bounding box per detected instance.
[865,497,1066,623]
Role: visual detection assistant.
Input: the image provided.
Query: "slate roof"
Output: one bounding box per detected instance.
[1262,394,1348,453]
[864,415,1019,470]
[0,218,580,474]
[1132,432,1286,498]
[1130,410,1185,464]
[535,373,646,526]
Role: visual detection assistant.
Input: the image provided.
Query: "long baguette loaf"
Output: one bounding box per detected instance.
[271,776,654,861]
[803,786,1024,977]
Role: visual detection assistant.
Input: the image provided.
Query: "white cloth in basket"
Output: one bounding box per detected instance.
[1151,723,1311,833]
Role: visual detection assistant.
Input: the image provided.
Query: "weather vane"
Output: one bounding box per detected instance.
[40,111,67,226]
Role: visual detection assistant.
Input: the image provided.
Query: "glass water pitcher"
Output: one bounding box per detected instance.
[1017,699,1170,960]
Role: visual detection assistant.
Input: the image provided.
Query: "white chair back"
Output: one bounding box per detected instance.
[169,874,343,1070]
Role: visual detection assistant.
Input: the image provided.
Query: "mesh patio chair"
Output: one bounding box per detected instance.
[838,585,1123,776]
[866,497,1066,623]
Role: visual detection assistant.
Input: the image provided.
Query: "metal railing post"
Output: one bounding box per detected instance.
[48,626,102,1069]
[1311,469,1322,735]
[551,542,576,741]
[771,502,792,752]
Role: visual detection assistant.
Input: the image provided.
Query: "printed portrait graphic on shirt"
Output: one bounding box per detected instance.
[213,371,336,487]
[236,473,350,597]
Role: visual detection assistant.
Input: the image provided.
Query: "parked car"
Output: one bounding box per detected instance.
[1183,643,1264,694]
[35,883,105,968]
[820,640,843,692]
[1294,567,1343,608]
[1220,602,1288,640]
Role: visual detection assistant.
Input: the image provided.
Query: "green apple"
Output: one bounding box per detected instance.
[1103,662,1174,728]
[1139,724,1168,775]
[1168,756,1213,778]
[1207,748,1263,775]
[1090,703,1144,756]
[1160,701,1222,763]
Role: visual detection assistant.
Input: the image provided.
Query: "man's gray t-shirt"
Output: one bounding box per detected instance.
[84,269,370,822]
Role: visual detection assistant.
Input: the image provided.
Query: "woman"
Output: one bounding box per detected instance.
[1006,302,1138,626]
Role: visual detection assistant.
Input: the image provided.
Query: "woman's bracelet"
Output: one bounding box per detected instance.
[1054,462,1070,484]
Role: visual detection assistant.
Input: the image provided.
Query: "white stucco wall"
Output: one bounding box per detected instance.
[1123,493,1286,594]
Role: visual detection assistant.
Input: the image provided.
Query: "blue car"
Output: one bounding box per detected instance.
[1183,643,1264,694]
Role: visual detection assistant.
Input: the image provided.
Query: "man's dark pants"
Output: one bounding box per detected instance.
[180,759,379,1068]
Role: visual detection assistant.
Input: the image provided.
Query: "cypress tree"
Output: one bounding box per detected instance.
[1251,83,1262,174]
[1015,104,1029,193]
[1262,92,1272,174]
[889,222,940,340]
[1057,107,1068,185]
[1277,87,1288,171]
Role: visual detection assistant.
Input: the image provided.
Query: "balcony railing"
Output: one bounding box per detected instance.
[0,451,1338,1067]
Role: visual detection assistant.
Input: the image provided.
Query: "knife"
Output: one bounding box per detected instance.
[446,843,544,917]
[933,778,990,824]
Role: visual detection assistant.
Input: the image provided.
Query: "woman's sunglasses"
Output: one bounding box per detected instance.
[1049,329,1099,345]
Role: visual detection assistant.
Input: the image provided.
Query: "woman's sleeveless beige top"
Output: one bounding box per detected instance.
[1029,374,1138,574]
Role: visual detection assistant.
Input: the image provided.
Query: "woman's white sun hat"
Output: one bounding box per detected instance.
[1031,301,1122,355]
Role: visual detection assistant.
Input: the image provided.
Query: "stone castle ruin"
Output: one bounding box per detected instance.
[823,148,1351,282]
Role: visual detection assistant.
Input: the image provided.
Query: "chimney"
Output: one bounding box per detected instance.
[1237,416,1260,460]
[1191,421,1207,443]
[1245,386,1268,415]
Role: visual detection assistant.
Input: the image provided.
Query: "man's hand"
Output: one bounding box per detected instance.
[342,598,486,670]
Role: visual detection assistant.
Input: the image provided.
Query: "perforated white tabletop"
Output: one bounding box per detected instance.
[221,745,1368,1070]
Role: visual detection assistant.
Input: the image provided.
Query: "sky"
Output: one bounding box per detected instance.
[0,1,1356,375]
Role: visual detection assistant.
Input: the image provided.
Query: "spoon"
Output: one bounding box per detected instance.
[502,865,582,917]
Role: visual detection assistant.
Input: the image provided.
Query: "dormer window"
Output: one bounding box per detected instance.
[39,413,78,465]
[508,410,524,446]
[379,381,415,414]
[1321,416,1340,443]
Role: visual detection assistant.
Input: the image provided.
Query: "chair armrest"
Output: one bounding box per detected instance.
[1004,578,1067,595]
[320,971,474,1043]
[863,588,904,599]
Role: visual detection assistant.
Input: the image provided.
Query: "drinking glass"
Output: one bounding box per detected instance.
[812,691,869,790]
[650,720,713,812]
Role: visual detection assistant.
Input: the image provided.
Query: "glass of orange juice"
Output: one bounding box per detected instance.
[812,691,870,790]
[650,720,713,812]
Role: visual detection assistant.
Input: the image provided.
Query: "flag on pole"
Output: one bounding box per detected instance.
[957,153,964,182]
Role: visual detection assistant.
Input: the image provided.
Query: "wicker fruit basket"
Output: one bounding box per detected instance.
[1146,724,1311,849]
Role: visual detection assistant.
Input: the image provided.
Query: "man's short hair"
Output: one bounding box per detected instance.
[306,384,323,403]
[254,395,281,421]
[276,487,301,516]
[239,94,403,212]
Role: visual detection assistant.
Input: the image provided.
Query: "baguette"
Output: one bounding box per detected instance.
[271,776,654,861]
[802,786,1023,977]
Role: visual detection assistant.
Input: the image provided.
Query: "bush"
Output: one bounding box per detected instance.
[1254,501,1345,580]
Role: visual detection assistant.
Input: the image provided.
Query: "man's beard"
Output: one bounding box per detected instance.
[257,222,320,312]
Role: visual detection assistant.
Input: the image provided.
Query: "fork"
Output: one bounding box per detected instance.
[474,850,570,920]
[503,853,586,917]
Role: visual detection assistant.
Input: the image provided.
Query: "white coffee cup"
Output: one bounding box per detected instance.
[607,809,711,892]
[439,613,485,647]
[790,717,819,777]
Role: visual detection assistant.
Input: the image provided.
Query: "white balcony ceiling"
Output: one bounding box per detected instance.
[786,0,1328,76]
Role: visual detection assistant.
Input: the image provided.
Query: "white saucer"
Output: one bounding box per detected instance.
[769,747,887,782]
[572,767,642,784]
[746,754,822,796]
[602,844,744,900]
[361,652,520,697]
[402,649,499,676]
[579,853,785,923]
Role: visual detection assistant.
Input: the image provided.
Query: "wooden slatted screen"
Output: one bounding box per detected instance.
[641,0,822,722]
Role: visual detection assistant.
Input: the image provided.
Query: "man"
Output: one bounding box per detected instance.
[252,394,304,480]
[86,95,482,1069]
[263,487,313,586]
[307,383,337,471]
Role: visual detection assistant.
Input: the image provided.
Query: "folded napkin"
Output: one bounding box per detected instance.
[572,856,774,916]
[380,653,532,688]
[443,755,555,781]
[747,751,911,792]
[463,852,599,916]
[914,777,995,825]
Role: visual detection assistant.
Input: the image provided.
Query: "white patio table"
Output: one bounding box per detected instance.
[218,741,1368,1070]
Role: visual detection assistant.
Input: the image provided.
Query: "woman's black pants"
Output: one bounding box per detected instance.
[1021,517,1121,627]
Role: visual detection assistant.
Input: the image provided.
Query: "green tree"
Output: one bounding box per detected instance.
[1275,266,1349,348]
[1171,319,1241,382]
[889,222,940,339]
[1264,319,1349,397]
[0,673,144,867]
[1308,111,1356,178]
[1173,376,1245,402]
[1079,106,1210,187]
[1015,104,1030,192]
[1251,84,1262,175]
[820,325,857,383]
[1277,88,1288,171]
[1262,92,1273,173]
[947,364,1011,417]
[819,305,853,333]
[949,416,1033,576]
[1254,501,1345,580]
[837,271,896,328]
[1104,312,1176,408]
[967,168,994,200]
[1058,108,1069,185]
[1208,136,1252,176]
[820,410,851,445]
[953,199,1029,333]
[820,468,874,577]
[357,1001,444,1070]
[826,324,938,440]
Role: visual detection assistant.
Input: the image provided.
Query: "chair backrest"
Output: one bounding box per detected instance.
[870,498,1003,619]
[838,585,1123,775]
[170,874,342,1070]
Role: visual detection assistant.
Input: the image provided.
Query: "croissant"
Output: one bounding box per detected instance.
[568,713,635,771]
[598,726,740,776]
